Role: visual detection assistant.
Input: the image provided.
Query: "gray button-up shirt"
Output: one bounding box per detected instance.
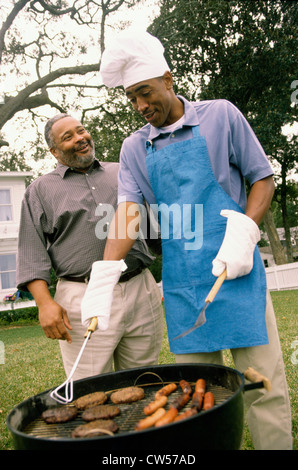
[17,159,154,290]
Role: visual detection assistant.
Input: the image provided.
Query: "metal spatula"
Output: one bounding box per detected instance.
[50,317,98,404]
[173,269,227,341]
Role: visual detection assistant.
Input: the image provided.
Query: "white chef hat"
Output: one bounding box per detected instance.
[99,30,170,89]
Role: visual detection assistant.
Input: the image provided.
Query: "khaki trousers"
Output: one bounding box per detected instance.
[56,268,164,381]
[175,291,293,450]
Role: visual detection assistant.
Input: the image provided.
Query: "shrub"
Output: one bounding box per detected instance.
[0,306,38,325]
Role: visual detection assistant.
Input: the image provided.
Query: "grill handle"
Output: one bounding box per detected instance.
[243,367,272,392]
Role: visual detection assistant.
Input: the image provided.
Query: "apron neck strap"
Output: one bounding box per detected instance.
[145,125,201,154]
[192,125,200,137]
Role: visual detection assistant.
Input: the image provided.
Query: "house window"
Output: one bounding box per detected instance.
[0,254,16,290]
[0,189,12,221]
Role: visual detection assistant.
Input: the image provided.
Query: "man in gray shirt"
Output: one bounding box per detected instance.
[17,113,163,380]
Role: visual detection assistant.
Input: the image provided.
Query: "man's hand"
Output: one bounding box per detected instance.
[38,298,72,343]
[27,279,72,343]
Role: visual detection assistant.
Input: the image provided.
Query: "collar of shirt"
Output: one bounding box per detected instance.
[55,158,102,178]
[147,95,199,142]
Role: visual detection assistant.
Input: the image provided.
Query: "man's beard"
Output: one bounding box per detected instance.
[61,140,95,169]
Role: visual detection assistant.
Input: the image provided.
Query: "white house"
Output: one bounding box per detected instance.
[0,171,33,299]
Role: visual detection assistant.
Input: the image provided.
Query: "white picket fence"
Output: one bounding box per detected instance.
[0,300,36,312]
[265,262,298,291]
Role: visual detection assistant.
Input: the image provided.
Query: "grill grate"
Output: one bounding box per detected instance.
[22,381,233,440]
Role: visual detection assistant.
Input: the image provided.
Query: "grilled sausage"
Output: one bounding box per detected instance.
[203,391,215,410]
[135,407,166,431]
[155,407,178,427]
[155,383,177,399]
[179,379,192,395]
[195,379,206,395]
[174,407,198,422]
[191,391,204,410]
[143,395,168,415]
[170,392,191,410]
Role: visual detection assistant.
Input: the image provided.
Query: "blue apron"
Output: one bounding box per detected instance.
[146,126,268,354]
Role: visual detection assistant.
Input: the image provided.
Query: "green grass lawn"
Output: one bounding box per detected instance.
[0,290,297,450]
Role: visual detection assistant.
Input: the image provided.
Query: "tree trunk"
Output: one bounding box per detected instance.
[263,208,287,265]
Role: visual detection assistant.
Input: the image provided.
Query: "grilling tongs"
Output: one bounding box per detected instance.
[173,269,227,341]
[50,317,98,404]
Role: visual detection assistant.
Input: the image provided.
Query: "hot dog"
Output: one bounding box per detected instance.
[203,391,215,410]
[155,407,178,427]
[195,378,206,395]
[143,395,168,415]
[135,407,166,431]
[174,407,198,422]
[170,392,191,410]
[191,391,204,410]
[179,379,192,395]
[155,382,177,399]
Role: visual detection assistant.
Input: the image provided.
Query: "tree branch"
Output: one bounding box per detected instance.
[0,62,100,131]
[0,139,9,148]
[29,0,76,17]
[18,92,66,114]
[46,83,103,89]
[0,0,31,63]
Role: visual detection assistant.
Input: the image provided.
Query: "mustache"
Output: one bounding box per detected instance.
[74,139,93,151]
[142,111,154,117]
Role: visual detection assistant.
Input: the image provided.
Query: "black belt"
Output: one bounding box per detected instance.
[118,266,143,283]
[62,266,144,284]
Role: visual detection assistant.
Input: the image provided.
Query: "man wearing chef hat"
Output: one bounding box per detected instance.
[81,30,292,449]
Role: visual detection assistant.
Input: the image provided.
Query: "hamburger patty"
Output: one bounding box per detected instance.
[42,406,78,424]
[74,391,108,410]
[82,404,121,421]
[110,386,145,404]
[72,419,118,438]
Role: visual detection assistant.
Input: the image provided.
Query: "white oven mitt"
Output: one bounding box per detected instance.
[212,210,260,280]
[81,260,127,331]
